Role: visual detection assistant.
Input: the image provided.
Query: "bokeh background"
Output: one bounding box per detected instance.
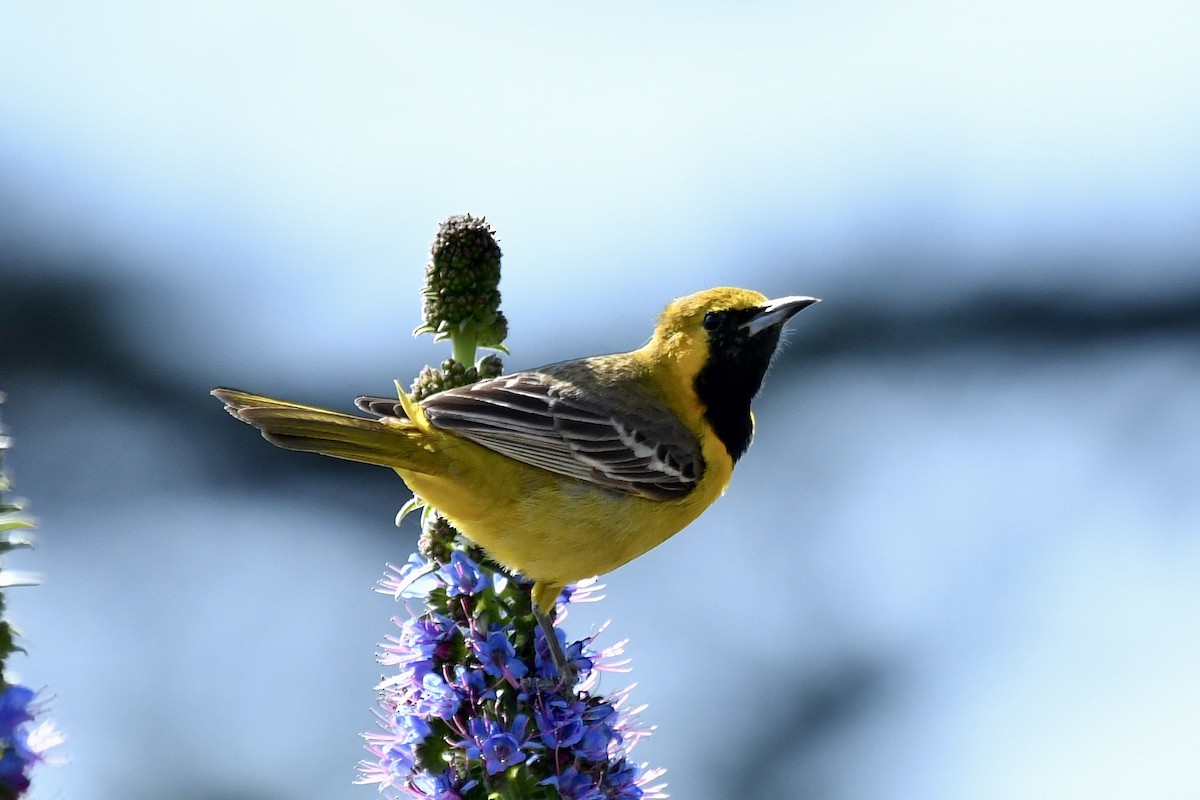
[3,3,1199,799]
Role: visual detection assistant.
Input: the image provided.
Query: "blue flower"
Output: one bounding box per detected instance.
[533,697,585,749]
[462,715,533,775]
[603,759,646,799]
[0,684,57,795]
[382,612,455,676]
[380,553,442,600]
[0,753,31,795]
[533,623,593,682]
[411,767,477,800]
[573,701,618,761]
[376,713,431,777]
[541,766,605,800]
[471,625,529,681]
[438,551,491,597]
[453,665,497,705]
[398,714,430,745]
[381,744,415,778]
[0,686,35,735]
[412,672,461,720]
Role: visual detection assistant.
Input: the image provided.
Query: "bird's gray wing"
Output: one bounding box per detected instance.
[356,371,703,500]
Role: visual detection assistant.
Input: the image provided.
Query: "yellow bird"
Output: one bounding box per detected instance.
[213,287,817,618]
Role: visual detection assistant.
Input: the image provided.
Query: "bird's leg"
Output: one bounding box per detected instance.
[534,606,576,688]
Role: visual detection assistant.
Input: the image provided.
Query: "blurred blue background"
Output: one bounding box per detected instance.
[2,3,1199,798]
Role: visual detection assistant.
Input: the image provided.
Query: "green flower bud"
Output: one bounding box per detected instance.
[408,365,442,402]
[478,354,504,380]
[409,356,504,401]
[475,310,509,351]
[419,214,502,336]
[418,512,456,564]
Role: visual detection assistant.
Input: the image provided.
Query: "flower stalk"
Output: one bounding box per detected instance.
[357,218,666,799]
[0,394,62,798]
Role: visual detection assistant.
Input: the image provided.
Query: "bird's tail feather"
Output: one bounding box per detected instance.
[212,387,419,470]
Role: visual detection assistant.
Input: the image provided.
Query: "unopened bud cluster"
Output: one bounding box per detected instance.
[417,512,456,564]
[410,355,504,402]
[417,214,508,349]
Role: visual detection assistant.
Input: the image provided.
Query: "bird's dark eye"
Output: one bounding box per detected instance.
[702,312,721,332]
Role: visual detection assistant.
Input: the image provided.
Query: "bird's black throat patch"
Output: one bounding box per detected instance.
[693,306,783,462]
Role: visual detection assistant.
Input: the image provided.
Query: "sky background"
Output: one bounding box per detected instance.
[2,3,1199,799]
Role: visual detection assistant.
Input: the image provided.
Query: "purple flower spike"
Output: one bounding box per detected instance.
[361,546,666,797]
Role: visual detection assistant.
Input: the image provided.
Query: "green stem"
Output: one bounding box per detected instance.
[495,777,525,800]
[452,327,478,369]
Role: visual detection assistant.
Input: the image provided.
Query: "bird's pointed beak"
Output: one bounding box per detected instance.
[742,295,821,337]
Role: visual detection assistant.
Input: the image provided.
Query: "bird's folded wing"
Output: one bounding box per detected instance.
[356,372,703,500]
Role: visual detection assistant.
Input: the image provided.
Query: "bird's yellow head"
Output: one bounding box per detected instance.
[647,286,819,462]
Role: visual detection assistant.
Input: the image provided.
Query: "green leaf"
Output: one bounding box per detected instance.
[0,570,42,588]
[0,514,36,535]
[395,495,426,527]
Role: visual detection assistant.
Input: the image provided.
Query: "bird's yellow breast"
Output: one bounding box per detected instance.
[395,394,733,590]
